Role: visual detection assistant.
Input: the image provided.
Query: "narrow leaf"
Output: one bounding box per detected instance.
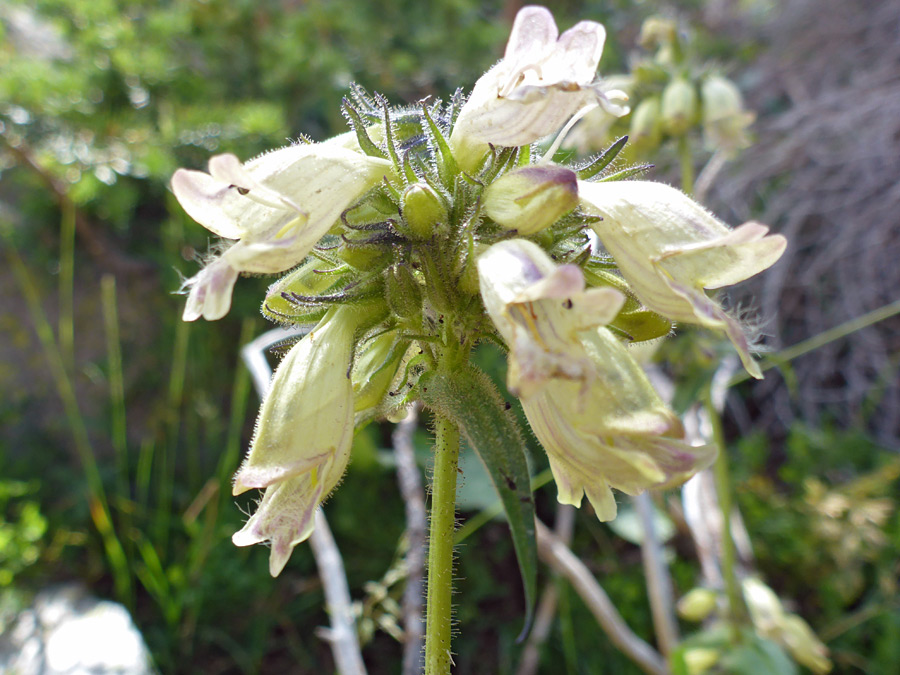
[419,366,537,640]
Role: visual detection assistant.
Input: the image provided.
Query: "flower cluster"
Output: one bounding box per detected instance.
[173,5,785,575]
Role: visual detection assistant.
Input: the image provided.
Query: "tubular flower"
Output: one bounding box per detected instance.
[477,239,626,399]
[231,306,360,576]
[172,142,391,321]
[478,240,715,519]
[450,5,625,170]
[579,181,787,378]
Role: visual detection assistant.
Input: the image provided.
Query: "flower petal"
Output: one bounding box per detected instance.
[171,168,247,239]
[478,239,625,397]
[580,180,786,378]
[654,221,787,290]
[232,307,356,495]
[181,256,239,322]
[231,474,323,577]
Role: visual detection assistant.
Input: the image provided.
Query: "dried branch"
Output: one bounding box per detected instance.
[312,510,368,675]
[392,402,426,675]
[634,492,679,656]
[709,0,900,445]
[535,518,668,675]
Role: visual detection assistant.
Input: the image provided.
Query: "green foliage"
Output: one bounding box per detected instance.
[734,426,900,672]
[0,481,48,587]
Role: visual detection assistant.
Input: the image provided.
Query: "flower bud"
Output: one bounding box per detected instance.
[701,75,743,123]
[483,166,578,235]
[335,237,391,270]
[682,648,721,675]
[701,75,754,151]
[400,183,447,240]
[628,97,663,151]
[457,242,489,296]
[352,331,409,413]
[661,78,697,136]
[677,588,718,622]
[639,16,677,49]
[386,264,422,319]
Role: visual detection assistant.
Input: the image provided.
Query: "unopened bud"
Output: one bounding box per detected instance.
[457,242,489,296]
[386,264,421,319]
[628,97,663,150]
[701,75,743,122]
[701,75,755,151]
[661,78,698,136]
[400,183,447,240]
[639,17,677,49]
[483,166,578,235]
[682,648,721,675]
[336,239,391,270]
[352,332,409,413]
[677,588,718,622]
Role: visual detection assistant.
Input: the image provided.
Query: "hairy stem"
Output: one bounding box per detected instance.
[704,388,747,643]
[425,414,460,675]
[678,135,694,196]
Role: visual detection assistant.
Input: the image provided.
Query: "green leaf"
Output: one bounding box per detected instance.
[418,366,537,640]
[719,633,797,675]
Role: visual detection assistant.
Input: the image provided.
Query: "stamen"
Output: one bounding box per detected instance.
[538,102,598,163]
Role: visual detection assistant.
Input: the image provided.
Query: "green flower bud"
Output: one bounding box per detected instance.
[386,264,422,319]
[483,166,578,236]
[701,75,743,123]
[628,97,663,151]
[457,242,489,296]
[682,648,721,675]
[263,258,338,324]
[661,78,698,136]
[352,332,410,413]
[639,16,677,49]
[336,238,391,270]
[676,588,718,622]
[400,183,448,240]
[701,75,755,152]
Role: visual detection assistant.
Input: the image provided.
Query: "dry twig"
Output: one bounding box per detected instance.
[535,518,668,675]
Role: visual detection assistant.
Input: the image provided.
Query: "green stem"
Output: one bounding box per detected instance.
[678,135,694,196]
[729,298,900,387]
[704,388,746,643]
[425,413,460,675]
[59,200,76,372]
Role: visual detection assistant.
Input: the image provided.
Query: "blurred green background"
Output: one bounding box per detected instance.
[1,0,898,672]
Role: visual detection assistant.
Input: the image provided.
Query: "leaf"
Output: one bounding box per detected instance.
[719,634,797,675]
[418,365,537,641]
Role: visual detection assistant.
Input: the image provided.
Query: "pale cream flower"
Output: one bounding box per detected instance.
[477,238,625,398]
[579,180,786,378]
[478,239,714,520]
[521,329,715,520]
[173,142,390,321]
[231,306,359,576]
[450,6,625,170]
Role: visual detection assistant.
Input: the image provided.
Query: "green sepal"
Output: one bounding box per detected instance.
[421,105,459,186]
[576,135,628,180]
[611,309,673,343]
[341,98,387,160]
[262,259,343,324]
[418,366,537,641]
